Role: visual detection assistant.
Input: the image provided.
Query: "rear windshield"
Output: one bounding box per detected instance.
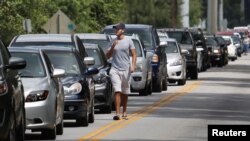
[167,31,193,45]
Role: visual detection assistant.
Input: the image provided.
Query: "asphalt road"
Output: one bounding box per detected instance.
[26,53,250,141]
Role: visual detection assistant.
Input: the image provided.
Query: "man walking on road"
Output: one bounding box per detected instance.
[106,23,137,120]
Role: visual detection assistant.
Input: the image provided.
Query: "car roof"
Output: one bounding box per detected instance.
[104,24,153,29]
[14,34,73,42]
[158,28,190,32]
[9,46,75,52]
[76,33,108,40]
[8,46,42,53]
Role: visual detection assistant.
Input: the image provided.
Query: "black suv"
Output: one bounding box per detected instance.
[102,24,168,92]
[163,28,198,79]
[0,40,26,141]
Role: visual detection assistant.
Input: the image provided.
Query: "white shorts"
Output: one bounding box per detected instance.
[109,68,131,94]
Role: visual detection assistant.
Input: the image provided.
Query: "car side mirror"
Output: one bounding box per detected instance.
[85,67,99,75]
[7,57,26,70]
[181,49,189,55]
[84,57,95,65]
[160,41,168,47]
[53,68,65,77]
[196,48,204,52]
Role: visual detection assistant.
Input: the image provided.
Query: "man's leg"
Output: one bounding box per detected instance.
[114,92,121,117]
[121,93,128,117]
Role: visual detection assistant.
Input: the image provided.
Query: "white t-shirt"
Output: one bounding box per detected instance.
[110,37,135,71]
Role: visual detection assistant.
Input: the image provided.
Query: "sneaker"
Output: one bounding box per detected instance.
[113,115,120,120]
[122,115,128,120]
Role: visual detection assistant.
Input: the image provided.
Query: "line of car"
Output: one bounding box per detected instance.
[0,24,243,141]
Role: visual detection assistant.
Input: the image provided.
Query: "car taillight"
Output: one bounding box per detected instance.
[152,54,159,63]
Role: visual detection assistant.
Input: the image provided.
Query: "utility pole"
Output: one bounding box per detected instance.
[218,0,223,31]
[207,0,218,34]
[181,0,189,28]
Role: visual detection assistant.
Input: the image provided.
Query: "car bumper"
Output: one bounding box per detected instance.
[25,101,56,129]
[64,99,88,119]
[167,65,184,80]
[211,54,222,61]
[130,72,147,91]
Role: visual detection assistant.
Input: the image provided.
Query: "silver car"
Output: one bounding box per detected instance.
[9,47,65,140]
[110,34,153,96]
[165,38,187,85]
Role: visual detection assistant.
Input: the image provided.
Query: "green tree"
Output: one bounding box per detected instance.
[123,0,183,28]
[189,0,203,27]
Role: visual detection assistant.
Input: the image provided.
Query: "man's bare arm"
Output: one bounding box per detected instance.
[106,40,118,59]
[130,48,137,72]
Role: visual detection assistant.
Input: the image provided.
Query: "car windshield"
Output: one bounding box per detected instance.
[83,39,111,53]
[104,28,153,50]
[11,52,46,77]
[165,42,179,53]
[86,48,103,68]
[11,42,75,48]
[167,31,193,45]
[231,36,240,44]
[45,52,81,75]
[132,39,142,57]
[206,38,218,46]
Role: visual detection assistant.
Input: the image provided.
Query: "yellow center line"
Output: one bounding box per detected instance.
[78,81,202,141]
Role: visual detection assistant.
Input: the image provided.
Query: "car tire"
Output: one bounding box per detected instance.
[76,116,89,127]
[56,118,64,135]
[16,108,25,141]
[190,67,198,80]
[139,80,149,96]
[89,99,95,123]
[7,108,16,141]
[178,78,186,85]
[147,80,152,95]
[42,127,56,140]
[162,76,167,91]
[152,77,162,92]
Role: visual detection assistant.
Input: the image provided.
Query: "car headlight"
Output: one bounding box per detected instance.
[213,49,219,53]
[135,63,143,72]
[26,90,49,102]
[63,82,82,95]
[170,59,182,66]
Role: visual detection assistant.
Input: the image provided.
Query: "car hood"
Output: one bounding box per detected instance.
[61,75,82,86]
[167,53,182,62]
[21,77,50,97]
